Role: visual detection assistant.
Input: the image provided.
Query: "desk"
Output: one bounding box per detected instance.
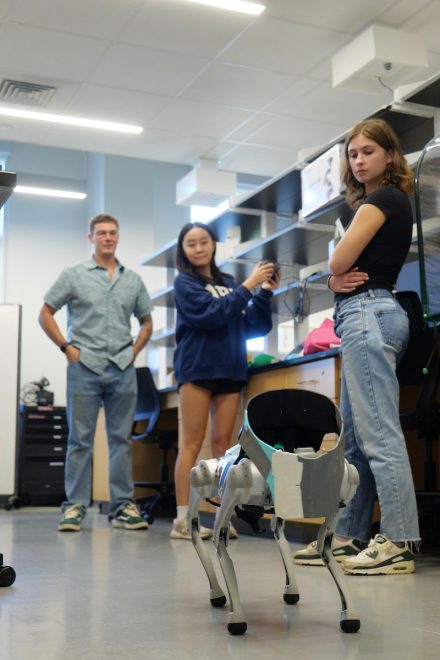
[92,353,338,506]
[92,389,179,504]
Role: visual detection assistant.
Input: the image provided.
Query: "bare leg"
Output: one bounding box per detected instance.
[210,392,241,458]
[174,384,211,506]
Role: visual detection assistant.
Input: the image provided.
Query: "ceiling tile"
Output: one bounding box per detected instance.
[202,140,239,162]
[65,84,171,125]
[119,0,253,58]
[220,15,350,76]
[227,112,275,141]
[265,77,321,113]
[265,0,397,32]
[302,57,333,83]
[0,121,51,146]
[150,98,253,139]
[218,143,295,178]
[0,23,109,81]
[182,62,297,110]
[426,50,440,73]
[0,1,9,20]
[281,82,390,125]
[378,0,435,27]
[30,124,136,156]
[403,1,440,53]
[115,129,218,165]
[88,43,209,95]
[6,0,143,40]
[245,113,346,154]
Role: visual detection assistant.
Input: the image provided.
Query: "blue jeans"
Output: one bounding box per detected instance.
[334,289,420,543]
[64,362,137,517]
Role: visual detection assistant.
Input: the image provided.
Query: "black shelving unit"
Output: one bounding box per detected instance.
[16,406,68,506]
[141,76,440,360]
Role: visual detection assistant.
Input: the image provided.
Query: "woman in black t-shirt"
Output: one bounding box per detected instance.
[294,119,420,575]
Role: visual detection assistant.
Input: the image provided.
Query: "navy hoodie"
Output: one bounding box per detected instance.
[173,272,273,386]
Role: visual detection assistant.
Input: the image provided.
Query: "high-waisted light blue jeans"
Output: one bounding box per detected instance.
[334,289,420,543]
[64,362,137,518]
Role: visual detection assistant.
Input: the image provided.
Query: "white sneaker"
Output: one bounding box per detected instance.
[111,502,148,530]
[293,538,362,566]
[170,518,212,540]
[228,522,238,539]
[58,504,85,532]
[342,534,415,575]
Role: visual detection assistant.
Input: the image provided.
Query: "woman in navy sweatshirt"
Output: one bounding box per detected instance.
[170,221,280,539]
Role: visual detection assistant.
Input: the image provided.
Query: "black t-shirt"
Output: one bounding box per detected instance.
[335,185,413,300]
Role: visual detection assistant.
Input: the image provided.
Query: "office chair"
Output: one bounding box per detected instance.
[131,367,177,523]
[395,291,440,496]
[0,553,16,587]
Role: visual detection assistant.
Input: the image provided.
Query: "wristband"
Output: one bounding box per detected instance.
[327,275,334,292]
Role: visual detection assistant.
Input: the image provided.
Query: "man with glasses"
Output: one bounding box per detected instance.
[39,214,153,532]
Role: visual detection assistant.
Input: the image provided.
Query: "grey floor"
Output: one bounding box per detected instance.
[1,507,439,660]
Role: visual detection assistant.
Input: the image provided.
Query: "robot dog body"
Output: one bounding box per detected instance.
[187,389,360,635]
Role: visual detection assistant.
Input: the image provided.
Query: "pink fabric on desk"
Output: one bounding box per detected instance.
[303,318,341,355]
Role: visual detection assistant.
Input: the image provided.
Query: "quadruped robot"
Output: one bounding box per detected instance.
[187,388,361,635]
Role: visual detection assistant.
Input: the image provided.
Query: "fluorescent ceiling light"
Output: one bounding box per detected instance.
[186,0,265,16]
[15,185,87,200]
[0,107,143,134]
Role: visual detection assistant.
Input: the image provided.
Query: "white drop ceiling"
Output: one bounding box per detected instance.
[0,0,439,178]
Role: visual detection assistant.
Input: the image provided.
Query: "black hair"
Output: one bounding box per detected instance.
[176,222,226,282]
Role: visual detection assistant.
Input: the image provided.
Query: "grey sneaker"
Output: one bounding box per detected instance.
[112,502,148,530]
[342,534,415,575]
[170,518,212,540]
[293,538,362,566]
[58,504,85,532]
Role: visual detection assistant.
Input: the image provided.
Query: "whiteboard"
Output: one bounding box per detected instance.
[0,304,21,495]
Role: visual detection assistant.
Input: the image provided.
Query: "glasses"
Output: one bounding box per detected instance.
[95,230,118,238]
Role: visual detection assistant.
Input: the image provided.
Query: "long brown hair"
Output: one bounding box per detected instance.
[341,119,414,208]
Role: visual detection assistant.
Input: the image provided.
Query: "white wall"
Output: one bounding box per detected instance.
[0,304,21,495]
[1,141,190,405]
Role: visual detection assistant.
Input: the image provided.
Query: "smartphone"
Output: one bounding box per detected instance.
[261,260,281,279]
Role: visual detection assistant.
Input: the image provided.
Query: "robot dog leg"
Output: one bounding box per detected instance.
[315,461,361,633]
[188,459,226,607]
[271,515,300,605]
[268,404,360,634]
[213,458,272,635]
[316,514,360,633]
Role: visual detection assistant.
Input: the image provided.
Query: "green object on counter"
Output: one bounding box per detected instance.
[248,353,279,367]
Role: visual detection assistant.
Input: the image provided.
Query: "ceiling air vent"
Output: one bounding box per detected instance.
[0,79,56,107]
